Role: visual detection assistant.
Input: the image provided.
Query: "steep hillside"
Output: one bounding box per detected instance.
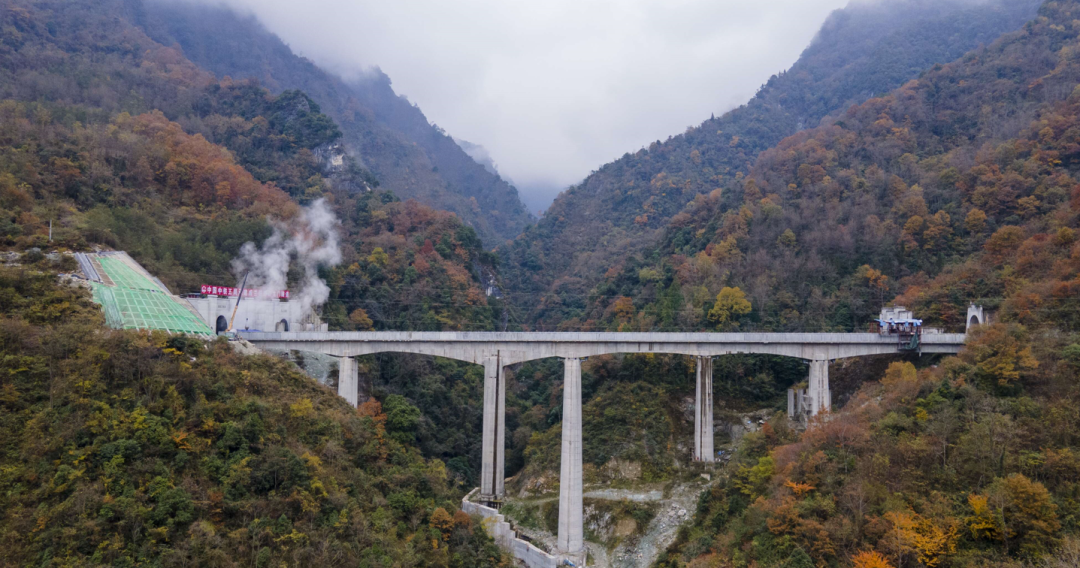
[0,267,504,566]
[0,0,509,491]
[498,0,1042,329]
[0,0,501,305]
[495,2,1080,563]
[133,0,533,246]
[0,0,347,290]
[0,99,292,291]
[660,326,1080,567]
[590,1,1080,565]
[577,0,1080,335]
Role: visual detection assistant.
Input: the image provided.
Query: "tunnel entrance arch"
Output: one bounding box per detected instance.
[215,315,228,334]
[276,319,289,332]
[966,304,986,332]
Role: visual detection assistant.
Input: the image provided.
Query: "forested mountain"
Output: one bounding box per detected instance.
[499,0,1042,329]
[5,0,1080,565]
[0,270,503,566]
[493,1,1080,565]
[574,0,1080,335]
[132,0,533,246]
[0,0,511,563]
[0,0,504,324]
[621,0,1080,565]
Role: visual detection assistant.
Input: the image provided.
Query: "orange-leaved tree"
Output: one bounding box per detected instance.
[959,323,1039,393]
[708,286,751,330]
[852,550,893,568]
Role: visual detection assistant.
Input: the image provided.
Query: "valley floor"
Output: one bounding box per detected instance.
[501,475,714,567]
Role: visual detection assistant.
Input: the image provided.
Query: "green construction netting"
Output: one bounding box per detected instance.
[90,256,213,336]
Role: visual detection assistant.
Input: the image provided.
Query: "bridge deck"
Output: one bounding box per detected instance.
[238,331,967,365]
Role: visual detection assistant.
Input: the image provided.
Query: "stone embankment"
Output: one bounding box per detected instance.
[462,489,577,568]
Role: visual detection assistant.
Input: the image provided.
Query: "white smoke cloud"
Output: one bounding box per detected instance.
[231,198,342,315]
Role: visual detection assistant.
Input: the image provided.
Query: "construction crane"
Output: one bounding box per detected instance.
[226,272,249,333]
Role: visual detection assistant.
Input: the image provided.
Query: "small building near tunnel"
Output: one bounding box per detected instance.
[183,285,327,334]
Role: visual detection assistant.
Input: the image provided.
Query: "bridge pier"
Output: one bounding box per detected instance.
[337,356,358,407]
[557,357,585,563]
[694,356,714,462]
[480,354,506,505]
[808,359,830,415]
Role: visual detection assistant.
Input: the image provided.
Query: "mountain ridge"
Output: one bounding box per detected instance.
[498,0,1043,329]
[133,0,533,246]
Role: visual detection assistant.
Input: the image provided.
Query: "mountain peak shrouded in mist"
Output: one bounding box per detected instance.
[497,0,1041,329]
[137,0,533,246]
[454,138,500,177]
[157,0,865,206]
[452,138,562,216]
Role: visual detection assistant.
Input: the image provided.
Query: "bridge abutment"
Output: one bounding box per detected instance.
[480,354,506,505]
[556,357,585,562]
[694,356,714,462]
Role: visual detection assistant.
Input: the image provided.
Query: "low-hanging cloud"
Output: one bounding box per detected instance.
[181,0,852,210]
[231,198,342,316]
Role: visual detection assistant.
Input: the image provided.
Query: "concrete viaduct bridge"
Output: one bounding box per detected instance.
[238,330,967,563]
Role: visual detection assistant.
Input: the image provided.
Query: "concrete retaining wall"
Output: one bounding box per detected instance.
[185,296,325,333]
[462,490,559,568]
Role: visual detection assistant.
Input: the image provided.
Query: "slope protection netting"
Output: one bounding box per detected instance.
[89,256,213,336]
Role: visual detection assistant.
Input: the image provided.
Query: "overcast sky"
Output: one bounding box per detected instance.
[204,0,850,212]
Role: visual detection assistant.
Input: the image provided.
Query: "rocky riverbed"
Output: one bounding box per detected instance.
[499,407,778,566]
[501,476,712,567]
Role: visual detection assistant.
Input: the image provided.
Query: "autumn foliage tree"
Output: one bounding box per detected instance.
[708,286,752,330]
[852,550,894,568]
[970,474,1062,557]
[957,324,1039,393]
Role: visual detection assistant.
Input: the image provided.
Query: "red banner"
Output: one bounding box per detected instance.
[200,285,289,299]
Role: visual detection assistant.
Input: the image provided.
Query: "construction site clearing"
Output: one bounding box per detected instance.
[62,250,325,337]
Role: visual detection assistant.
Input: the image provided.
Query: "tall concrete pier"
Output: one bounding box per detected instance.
[694,356,714,462]
[480,354,506,503]
[808,359,830,415]
[337,356,358,407]
[556,358,585,560]
[239,330,966,565]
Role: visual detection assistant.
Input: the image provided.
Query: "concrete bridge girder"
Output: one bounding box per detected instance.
[246,337,965,366]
